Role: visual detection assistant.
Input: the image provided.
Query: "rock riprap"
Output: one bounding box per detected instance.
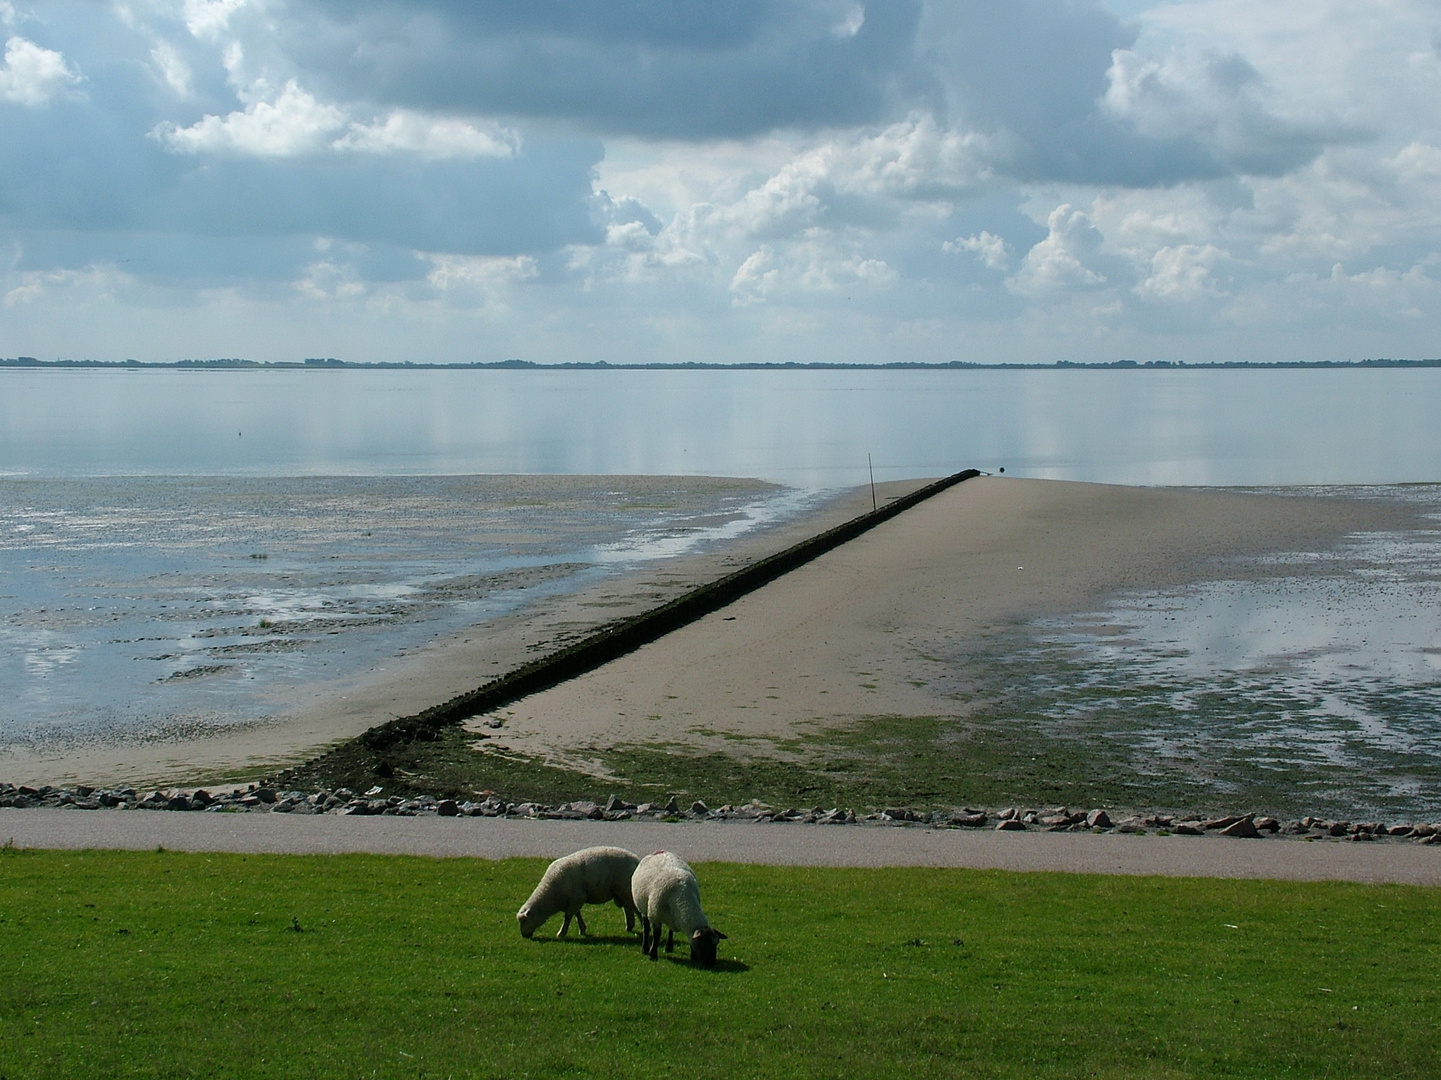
[0,784,1437,843]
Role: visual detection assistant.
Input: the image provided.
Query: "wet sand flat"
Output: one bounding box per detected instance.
[478,477,1420,768]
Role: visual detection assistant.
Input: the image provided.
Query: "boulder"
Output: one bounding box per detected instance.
[948,811,988,828]
[1203,815,1243,831]
[1219,815,1261,839]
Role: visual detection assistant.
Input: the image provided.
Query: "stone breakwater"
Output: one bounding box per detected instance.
[1,782,1438,844]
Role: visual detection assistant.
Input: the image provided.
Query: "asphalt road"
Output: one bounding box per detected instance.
[3,809,1437,885]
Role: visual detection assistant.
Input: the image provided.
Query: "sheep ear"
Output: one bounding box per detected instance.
[716,931,728,940]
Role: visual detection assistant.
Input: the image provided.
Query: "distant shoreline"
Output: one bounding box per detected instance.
[4,357,1440,371]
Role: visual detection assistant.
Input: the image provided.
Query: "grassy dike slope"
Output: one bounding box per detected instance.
[2,848,1437,1079]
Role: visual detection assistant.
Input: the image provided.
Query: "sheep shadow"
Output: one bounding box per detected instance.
[522,934,749,972]
[653,955,750,974]
[530,934,639,947]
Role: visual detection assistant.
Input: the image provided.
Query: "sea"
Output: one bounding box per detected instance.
[2,366,1440,810]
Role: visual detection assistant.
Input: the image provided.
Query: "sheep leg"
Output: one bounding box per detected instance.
[644,918,659,961]
[640,916,652,955]
[557,911,572,939]
[622,903,637,933]
[575,910,588,937]
[664,928,674,954]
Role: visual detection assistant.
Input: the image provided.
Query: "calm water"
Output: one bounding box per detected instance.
[3,367,1440,486]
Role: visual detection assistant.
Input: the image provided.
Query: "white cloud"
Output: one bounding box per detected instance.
[183,0,247,41]
[295,259,367,302]
[0,35,79,106]
[1010,205,1108,296]
[832,3,865,39]
[149,40,192,98]
[569,198,711,287]
[722,115,993,238]
[725,160,826,237]
[423,253,539,300]
[158,82,518,161]
[1134,243,1227,302]
[1129,0,1441,132]
[729,233,894,306]
[729,246,778,305]
[334,110,517,159]
[944,231,1009,269]
[158,80,344,156]
[795,244,895,292]
[824,115,995,199]
[5,264,131,307]
[1312,260,1441,319]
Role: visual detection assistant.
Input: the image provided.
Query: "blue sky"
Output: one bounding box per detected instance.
[2,0,1439,364]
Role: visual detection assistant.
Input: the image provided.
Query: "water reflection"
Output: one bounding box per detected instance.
[3,367,1440,486]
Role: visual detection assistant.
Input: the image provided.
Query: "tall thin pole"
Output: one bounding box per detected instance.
[868,453,877,512]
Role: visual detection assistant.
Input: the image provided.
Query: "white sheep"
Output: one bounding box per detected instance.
[631,850,727,967]
[516,846,640,939]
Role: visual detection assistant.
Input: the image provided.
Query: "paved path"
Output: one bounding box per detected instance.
[3,810,1437,885]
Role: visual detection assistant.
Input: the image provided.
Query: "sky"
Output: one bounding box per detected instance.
[1,0,1439,365]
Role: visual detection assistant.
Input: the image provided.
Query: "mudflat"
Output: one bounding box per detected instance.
[4,476,1423,792]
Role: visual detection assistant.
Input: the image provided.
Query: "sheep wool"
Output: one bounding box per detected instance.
[631,850,727,967]
[516,846,640,939]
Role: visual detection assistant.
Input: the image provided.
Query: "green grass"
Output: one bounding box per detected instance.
[2,847,1438,1078]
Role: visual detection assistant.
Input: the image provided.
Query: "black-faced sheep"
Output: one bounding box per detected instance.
[631,850,727,967]
[516,846,640,939]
